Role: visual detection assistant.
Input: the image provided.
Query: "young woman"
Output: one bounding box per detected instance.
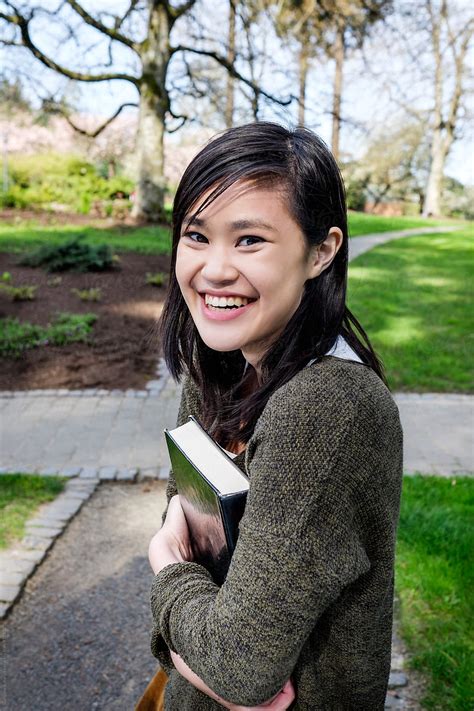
[144,122,403,711]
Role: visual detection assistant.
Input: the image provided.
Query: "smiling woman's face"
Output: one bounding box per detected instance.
[175,180,330,369]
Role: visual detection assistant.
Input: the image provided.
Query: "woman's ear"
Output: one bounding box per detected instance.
[307,227,343,279]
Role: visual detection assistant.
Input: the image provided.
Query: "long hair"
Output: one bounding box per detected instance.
[160,122,385,448]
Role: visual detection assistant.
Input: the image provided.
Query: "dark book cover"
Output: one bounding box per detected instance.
[165,416,249,585]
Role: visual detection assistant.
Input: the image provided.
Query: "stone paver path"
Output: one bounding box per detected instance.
[1,380,472,477]
[394,393,472,475]
[0,376,180,478]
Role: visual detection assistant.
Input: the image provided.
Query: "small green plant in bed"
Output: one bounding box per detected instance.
[19,236,116,272]
[0,312,97,356]
[0,283,37,301]
[71,287,102,302]
[146,271,167,287]
[396,475,474,710]
[46,276,62,288]
[0,474,65,549]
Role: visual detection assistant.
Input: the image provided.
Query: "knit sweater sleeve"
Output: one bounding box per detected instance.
[150,371,373,706]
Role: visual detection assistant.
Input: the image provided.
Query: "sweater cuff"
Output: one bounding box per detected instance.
[151,561,217,654]
[151,625,175,674]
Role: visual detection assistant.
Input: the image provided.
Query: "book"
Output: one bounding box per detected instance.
[164,416,249,585]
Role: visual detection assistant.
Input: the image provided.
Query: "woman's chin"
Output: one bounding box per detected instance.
[196,330,245,354]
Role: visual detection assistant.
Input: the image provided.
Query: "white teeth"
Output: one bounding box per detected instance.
[204,294,250,308]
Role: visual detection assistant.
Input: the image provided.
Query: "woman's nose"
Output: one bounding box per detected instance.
[200,247,239,284]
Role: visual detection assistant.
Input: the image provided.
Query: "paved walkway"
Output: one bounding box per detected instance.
[1,382,472,477]
[0,377,180,479]
[348,225,460,260]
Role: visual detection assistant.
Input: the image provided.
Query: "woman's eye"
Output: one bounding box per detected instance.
[182,231,208,243]
[238,236,264,247]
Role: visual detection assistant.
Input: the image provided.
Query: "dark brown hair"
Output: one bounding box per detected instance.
[160,122,385,448]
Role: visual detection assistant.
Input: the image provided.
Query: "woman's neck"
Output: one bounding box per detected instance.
[243,365,260,396]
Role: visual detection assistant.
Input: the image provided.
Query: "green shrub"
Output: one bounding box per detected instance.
[0,187,29,209]
[1,272,12,283]
[20,236,116,272]
[7,152,134,213]
[0,283,37,301]
[78,193,92,215]
[71,287,102,302]
[0,312,97,356]
[345,179,367,212]
[146,271,167,287]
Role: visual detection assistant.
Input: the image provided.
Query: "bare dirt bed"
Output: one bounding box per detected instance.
[0,208,108,226]
[0,252,171,391]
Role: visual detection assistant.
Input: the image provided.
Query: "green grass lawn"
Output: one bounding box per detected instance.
[0,222,172,255]
[348,212,454,237]
[396,475,473,710]
[0,473,65,548]
[348,228,474,392]
[0,212,457,256]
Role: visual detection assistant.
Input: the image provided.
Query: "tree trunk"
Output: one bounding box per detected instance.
[132,3,171,223]
[225,0,236,128]
[298,35,309,125]
[423,132,446,217]
[422,1,443,217]
[133,88,167,222]
[331,23,345,162]
[422,1,470,217]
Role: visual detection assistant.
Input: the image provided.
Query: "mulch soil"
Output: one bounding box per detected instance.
[0,252,171,390]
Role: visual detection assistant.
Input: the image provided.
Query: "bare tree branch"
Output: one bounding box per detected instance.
[169,0,198,21]
[0,8,140,86]
[167,106,188,132]
[115,0,140,31]
[172,44,293,106]
[46,100,139,137]
[65,0,139,51]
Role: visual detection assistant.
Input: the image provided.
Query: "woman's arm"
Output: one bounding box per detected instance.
[150,501,295,710]
[169,651,295,711]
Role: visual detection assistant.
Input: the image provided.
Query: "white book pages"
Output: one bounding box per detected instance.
[168,418,249,496]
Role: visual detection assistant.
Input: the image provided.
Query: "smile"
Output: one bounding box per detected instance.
[199,293,257,321]
[204,294,253,309]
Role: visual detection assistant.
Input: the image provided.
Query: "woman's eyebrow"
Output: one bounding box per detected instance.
[183,216,276,231]
[229,218,276,232]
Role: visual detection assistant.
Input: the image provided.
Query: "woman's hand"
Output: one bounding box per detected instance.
[170,651,295,711]
[148,495,194,574]
[223,679,295,711]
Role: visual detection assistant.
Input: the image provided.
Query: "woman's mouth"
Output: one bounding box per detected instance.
[199,293,257,321]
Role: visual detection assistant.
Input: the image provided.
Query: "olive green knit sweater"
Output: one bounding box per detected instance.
[150,356,403,710]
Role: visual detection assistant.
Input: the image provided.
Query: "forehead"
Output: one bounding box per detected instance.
[183,180,290,226]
